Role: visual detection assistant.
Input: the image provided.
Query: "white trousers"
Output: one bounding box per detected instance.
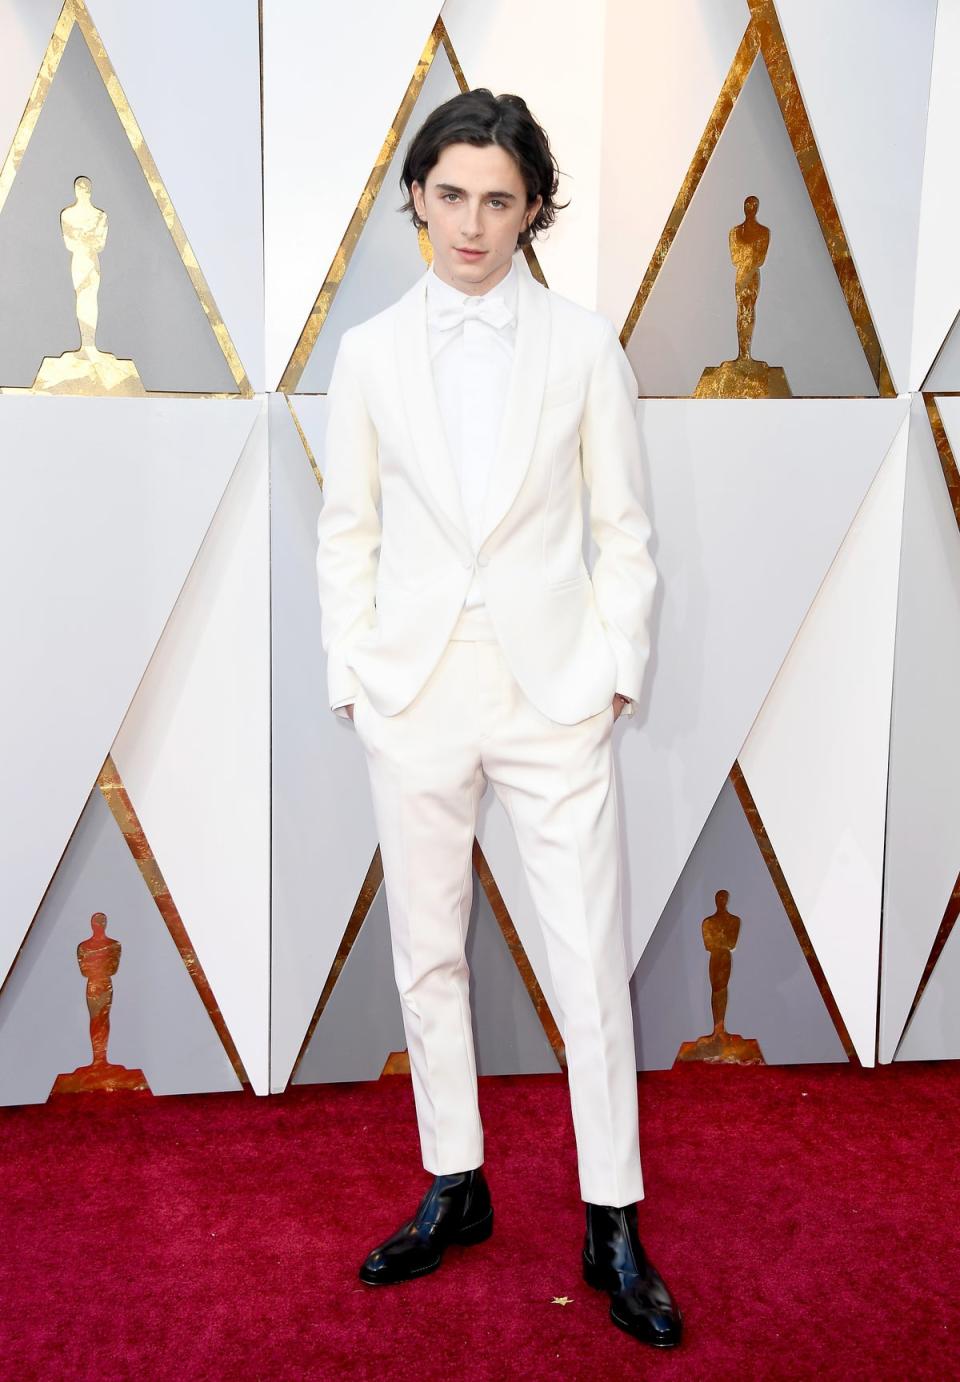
[352,606,645,1206]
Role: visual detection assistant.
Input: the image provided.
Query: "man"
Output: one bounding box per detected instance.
[316,88,682,1349]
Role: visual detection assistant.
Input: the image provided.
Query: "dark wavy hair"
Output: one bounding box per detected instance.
[399,88,566,248]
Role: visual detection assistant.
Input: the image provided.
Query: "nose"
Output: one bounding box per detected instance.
[460,200,482,240]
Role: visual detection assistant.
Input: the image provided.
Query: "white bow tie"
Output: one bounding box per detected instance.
[429,294,515,332]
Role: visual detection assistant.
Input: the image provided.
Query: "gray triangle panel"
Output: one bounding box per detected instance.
[625,54,876,398]
[0,785,242,1106]
[630,777,847,1070]
[294,867,561,1084]
[293,885,407,1084]
[467,880,561,1076]
[0,23,236,392]
[922,308,960,391]
[896,922,960,1061]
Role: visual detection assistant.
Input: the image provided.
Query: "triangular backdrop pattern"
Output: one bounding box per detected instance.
[0,782,242,1106]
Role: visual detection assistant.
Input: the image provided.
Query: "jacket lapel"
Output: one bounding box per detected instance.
[394,271,471,543]
[392,255,551,549]
[477,261,550,547]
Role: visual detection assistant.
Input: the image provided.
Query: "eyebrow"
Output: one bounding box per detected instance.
[434,182,518,201]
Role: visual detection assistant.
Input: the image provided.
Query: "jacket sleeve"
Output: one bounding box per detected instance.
[315,330,382,716]
[579,318,658,706]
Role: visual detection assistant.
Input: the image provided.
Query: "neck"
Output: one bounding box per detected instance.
[431,256,513,298]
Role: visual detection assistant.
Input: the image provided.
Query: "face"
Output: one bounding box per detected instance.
[412,141,542,296]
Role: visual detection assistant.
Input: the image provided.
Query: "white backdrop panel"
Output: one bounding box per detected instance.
[85,0,265,391]
[112,402,271,1094]
[0,1,64,168]
[739,411,909,1066]
[597,0,750,329]
[442,0,606,308]
[480,400,909,992]
[774,0,938,394]
[912,0,960,388]
[879,395,960,1061]
[263,0,441,387]
[269,395,381,1091]
[0,397,260,994]
[624,399,906,969]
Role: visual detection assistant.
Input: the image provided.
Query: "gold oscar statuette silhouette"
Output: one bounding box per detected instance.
[674,889,765,1065]
[694,195,792,399]
[32,175,145,396]
[50,911,150,1094]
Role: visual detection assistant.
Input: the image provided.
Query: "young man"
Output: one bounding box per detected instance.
[316,89,682,1349]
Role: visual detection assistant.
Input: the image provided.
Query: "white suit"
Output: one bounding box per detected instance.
[316,254,658,1206]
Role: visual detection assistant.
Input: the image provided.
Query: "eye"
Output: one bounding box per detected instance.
[442,192,460,203]
[488,199,505,209]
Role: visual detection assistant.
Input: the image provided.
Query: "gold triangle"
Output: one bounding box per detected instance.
[0,0,252,398]
[620,0,893,397]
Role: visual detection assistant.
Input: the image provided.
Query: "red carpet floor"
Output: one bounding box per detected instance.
[0,1061,957,1380]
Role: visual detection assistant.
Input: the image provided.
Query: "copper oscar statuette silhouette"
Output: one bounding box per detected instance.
[31,175,145,396]
[50,911,150,1094]
[675,890,765,1065]
[694,195,791,399]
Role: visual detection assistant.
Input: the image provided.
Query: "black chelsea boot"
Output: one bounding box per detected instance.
[582,1201,683,1347]
[358,1167,493,1285]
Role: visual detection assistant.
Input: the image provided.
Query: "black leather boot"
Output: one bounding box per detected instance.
[582,1202,683,1347]
[358,1168,493,1285]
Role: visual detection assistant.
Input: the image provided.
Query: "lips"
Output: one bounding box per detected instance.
[455,247,486,258]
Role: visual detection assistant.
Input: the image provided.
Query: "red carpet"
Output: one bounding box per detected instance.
[0,1061,957,1379]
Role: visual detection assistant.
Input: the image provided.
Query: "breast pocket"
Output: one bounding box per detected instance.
[541,378,582,412]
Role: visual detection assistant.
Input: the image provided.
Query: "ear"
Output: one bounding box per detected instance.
[524,193,543,232]
[411,180,427,223]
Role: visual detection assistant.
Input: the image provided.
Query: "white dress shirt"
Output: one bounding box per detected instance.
[425,261,518,614]
[425,261,631,714]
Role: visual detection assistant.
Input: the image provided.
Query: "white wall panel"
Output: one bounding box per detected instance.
[442,0,607,307]
[0,1,64,166]
[619,398,907,970]
[912,0,960,388]
[0,397,260,995]
[269,395,381,1091]
[879,396,960,1061]
[263,0,441,387]
[598,0,750,329]
[112,404,271,1094]
[739,411,909,1066]
[85,0,265,391]
[775,0,938,393]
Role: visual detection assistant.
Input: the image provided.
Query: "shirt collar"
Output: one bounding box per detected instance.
[426,259,518,316]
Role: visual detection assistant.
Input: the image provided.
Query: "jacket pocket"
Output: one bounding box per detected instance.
[546,570,590,592]
[542,377,581,410]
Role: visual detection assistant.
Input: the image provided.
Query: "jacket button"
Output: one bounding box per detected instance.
[461,558,473,570]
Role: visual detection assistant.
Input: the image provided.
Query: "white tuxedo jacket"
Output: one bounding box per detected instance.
[316,254,658,726]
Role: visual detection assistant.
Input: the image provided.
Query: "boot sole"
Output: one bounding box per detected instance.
[582,1253,683,1348]
[358,1207,494,1286]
